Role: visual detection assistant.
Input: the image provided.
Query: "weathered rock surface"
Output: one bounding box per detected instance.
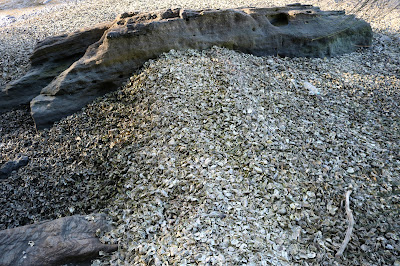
[0,213,118,266]
[1,5,372,129]
[0,154,29,180]
[0,22,111,113]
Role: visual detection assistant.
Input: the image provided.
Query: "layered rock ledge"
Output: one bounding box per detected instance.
[0,5,372,129]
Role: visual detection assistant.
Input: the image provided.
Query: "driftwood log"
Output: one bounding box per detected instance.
[0,214,117,266]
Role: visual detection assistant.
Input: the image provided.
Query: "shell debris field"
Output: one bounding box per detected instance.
[94,45,399,264]
[2,42,399,264]
[0,0,400,264]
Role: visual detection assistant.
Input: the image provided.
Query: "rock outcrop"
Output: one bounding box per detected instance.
[0,213,118,266]
[1,5,372,129]
[0,22,111,113]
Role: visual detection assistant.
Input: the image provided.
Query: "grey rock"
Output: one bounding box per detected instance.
[0,22,111,113]
[30,5,372,129]
[0,155,29,180]
[2,5,372,129]
[0,213,118,266]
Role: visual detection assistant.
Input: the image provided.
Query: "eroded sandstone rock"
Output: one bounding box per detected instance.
[0,22,111,113]
[0,213,118,265]
[1,5,372,129]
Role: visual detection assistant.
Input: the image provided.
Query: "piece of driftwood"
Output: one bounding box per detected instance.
[0,214,118,266]
[336,190,355,258]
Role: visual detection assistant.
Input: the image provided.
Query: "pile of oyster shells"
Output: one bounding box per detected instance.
[90,38,398,264]
[1,0,399,264]
[1,34,399,265]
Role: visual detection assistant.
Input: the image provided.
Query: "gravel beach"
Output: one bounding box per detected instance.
[0,0,399,265]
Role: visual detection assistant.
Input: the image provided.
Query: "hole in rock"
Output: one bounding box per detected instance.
[267,13,289,27]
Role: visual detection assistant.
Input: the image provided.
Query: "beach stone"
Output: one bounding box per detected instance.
[2,5,372,129]
[0,213,118,266]
[0,22,111,113]
[0,154,29,179]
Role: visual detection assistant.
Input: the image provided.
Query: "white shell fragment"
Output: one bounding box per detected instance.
[304,81,320,95]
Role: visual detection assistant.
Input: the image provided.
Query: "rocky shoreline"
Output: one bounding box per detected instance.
[1,0,399,265]
[2,5,373,128]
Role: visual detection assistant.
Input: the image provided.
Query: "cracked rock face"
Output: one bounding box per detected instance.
[1,5,372,129]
